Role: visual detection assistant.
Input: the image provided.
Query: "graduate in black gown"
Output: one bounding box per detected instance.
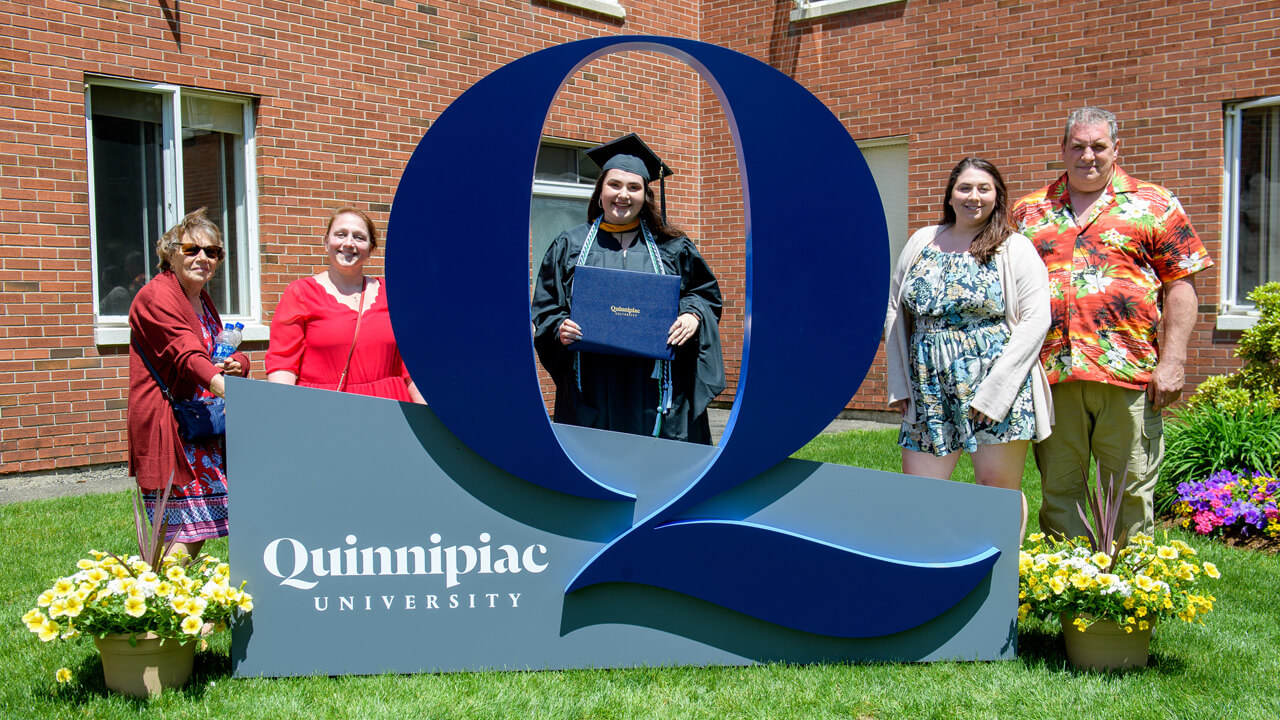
[532,134,725,443]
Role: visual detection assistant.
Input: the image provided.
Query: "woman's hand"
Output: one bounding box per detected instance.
[888,399,907,414]
[558,319,583,346]
[668,313,699,347]
[970,408,997,425]
[218,358,245,377]
[209,373,226,399]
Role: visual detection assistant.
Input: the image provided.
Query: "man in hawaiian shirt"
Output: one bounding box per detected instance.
[1012,107,1212,541]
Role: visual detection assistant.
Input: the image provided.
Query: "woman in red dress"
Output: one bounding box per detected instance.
[265,206,424,402]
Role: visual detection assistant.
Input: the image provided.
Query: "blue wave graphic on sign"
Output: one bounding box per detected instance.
[568,520,1001,638]
[388,36,1000,639]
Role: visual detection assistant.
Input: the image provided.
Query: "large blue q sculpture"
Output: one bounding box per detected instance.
[387,36,999,639]
[229,36,1019,678]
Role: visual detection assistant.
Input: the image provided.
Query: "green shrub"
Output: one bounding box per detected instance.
[1155,402,1280,515]
[1187,282,1280,411]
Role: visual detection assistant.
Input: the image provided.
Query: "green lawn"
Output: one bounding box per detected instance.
[3,429,1278,719]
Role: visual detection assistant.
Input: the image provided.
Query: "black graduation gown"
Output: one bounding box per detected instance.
[531,223,726,444]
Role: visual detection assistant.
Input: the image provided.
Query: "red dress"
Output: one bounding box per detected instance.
[265,276,414,400]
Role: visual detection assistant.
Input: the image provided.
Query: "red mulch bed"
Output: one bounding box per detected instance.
[1160,518,1280,555]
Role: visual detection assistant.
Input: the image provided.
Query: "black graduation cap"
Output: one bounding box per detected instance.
[586,133,674,219]
[586,133,673,183]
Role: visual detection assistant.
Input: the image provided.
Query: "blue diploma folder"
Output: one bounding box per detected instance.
[569,265,679,361]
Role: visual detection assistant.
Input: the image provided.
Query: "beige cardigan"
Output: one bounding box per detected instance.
[884,225,1054,441]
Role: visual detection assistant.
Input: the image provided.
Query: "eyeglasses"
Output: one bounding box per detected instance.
[180,243,225,260]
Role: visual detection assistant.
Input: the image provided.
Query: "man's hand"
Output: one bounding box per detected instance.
[1147,360,1185,411]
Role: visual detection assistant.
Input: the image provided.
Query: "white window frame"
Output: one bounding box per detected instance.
[530,140,598,279]
[1219,95,1280,330]
[856,135,909,273]
[791,0,902,22]
[85,77,263,345]
[545,0,625,20]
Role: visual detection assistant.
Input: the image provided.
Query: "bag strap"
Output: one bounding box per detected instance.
[336,278,368,392]
[132,338,177,406]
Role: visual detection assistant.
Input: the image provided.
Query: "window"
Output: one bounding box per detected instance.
[86,78,260,344]
[530,141,601,277]
[1222,96,1280,327]
[545,0,624,20]
[857,137,909,271]
[790,0,902,22]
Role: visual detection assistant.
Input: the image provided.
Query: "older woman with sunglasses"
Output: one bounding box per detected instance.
[128,208,250,558]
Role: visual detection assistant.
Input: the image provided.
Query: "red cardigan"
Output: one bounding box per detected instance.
[127,271,251,491]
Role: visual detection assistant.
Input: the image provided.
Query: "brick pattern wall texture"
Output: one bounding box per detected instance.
[2,0,1277,473]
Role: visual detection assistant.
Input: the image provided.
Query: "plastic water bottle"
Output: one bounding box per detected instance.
[212,323,242,362]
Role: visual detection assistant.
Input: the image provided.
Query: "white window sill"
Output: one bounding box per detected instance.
[546,0,625,20]
[791,0,901,21]
[1216,313,1259,331]
[95,321,270,346]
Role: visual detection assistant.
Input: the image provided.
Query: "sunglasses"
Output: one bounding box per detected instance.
[180,243,225,260]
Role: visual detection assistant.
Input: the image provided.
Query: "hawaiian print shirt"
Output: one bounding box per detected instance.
[1011,166,1211,389]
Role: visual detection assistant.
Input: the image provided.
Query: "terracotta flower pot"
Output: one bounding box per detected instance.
[1060,613,1153,670]
[93,632,196,698]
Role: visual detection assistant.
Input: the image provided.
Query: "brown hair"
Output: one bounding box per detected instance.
[326,206,379,250]
[939,157,1014,265]
[586,169,683,243]
[156,207,222,271]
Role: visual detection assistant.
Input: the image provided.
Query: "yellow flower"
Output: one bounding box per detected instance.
[166,566,186,582]
[1070,574,1094,591]
[37,591,53,608]
[181,615,203,635]
[76,558,95,571]
[48,599,68,618]
[53,578,76,595]
[155,581,174,598]
[139,571,159,584]
[62,595,84,618]
[1203,562,1221,579]
[185,597,209,616]
[55,667,72,684]
[85,567,109,584]
[1089,552,1111,569]
[1048,577,1067,594]
[1135,575,1157,592]
[38,619,61,642]
[237,595,254,613]
[171,597,190,614]
[124,596,147,618]
[1157,546,1178,560]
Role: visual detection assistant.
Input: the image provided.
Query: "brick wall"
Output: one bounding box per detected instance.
[0,0,704,473]
[702,0,1280,410]
[2,0,1277,474]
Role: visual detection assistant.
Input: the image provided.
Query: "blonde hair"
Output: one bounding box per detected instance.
[156,208,222,271]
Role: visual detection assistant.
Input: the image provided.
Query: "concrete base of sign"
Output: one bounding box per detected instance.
[229,378,1020,676]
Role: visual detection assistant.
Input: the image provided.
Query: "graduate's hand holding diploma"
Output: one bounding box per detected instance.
[559,319,584,345]
[668,312,699,347]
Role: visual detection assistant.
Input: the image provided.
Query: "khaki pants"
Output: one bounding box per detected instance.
[1034,381,1163,541]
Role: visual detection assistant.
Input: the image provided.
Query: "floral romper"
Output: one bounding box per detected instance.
[898,246,1036,456]
[143,304,230,543]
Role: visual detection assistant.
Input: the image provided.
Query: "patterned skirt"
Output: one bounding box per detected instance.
[143,434,229,543]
